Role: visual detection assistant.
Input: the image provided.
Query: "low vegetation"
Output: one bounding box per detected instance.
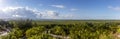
[0,19,120,39]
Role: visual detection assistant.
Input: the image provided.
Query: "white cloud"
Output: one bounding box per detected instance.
[0,6,74,19]
[51,5,65,8]
[108,6,120,11]
[36,10,59,19]
[12,15,24,18]
[0,7,38,19]
[70,8,78,11]
[45,10,59,17]
[60,14,73,18]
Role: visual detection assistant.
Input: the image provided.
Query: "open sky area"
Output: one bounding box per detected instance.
[0,0,120,20]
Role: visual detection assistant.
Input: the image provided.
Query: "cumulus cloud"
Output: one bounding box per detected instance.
[0,7,74,19]
[51,5,65,8]
[36,10,74,19]
[108,6,120,11]
[36,10,59,19]
[0,7,37,19]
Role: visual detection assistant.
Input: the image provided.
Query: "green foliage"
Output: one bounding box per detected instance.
[28,34,54,39]
[50,26,66,36]
[1,20,120,39]
[1,28,23,39]
[9,28,23,39]
[26,26,45,38]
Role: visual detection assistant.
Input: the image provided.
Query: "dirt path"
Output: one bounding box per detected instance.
[49,34,70,39]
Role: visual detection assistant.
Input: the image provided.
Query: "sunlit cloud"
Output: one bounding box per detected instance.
[0,6,74,19]
[51,5,65,8]
[0,7,36,19]
[36,10,59,19]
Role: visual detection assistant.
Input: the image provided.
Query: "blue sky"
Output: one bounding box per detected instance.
[0,0,120,19]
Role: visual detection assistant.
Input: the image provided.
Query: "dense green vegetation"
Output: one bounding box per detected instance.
[1,19,120,39]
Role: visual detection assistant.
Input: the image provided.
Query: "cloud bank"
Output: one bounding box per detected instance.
[0,7,74,19]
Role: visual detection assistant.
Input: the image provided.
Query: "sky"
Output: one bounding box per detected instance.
[0,0,120,20]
